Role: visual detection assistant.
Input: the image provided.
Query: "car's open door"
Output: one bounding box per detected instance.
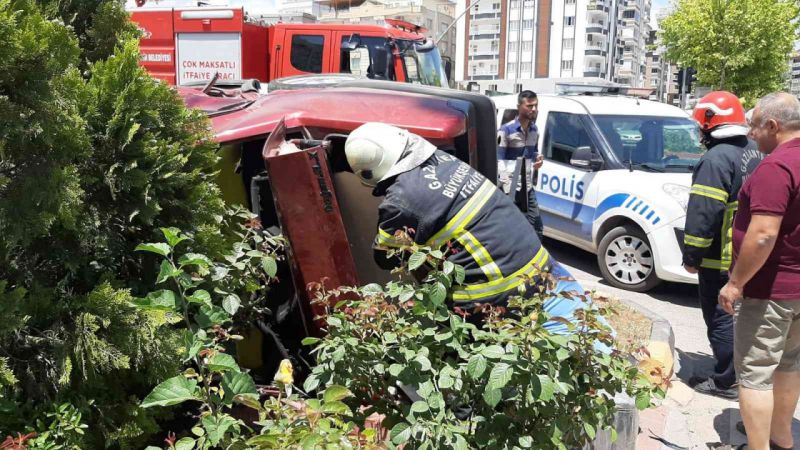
[262,119,359,335]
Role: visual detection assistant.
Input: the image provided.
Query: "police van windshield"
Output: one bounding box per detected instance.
[594,115,704,172]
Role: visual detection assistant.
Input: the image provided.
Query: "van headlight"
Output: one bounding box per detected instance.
[662,183,690,211]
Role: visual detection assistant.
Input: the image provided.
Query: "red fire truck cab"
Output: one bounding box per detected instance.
[130,8,451,88]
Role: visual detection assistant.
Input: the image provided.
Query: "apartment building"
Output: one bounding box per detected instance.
[457,0,652,89]
[319,0,458,62]
[788,51,800,97]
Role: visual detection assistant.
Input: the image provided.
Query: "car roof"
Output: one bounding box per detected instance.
[493,94,691,118]
[192,87,467,144]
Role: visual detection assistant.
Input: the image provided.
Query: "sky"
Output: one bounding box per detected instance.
[650,0,670,29]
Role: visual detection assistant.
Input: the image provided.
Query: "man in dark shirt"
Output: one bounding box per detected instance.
[719,92,800,450]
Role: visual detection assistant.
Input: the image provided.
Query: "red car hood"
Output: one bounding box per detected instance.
[180,87,468,144]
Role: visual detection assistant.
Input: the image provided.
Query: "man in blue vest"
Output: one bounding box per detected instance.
[344,122,602,335]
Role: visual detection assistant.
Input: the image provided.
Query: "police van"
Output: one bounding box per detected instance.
[495,86,702,292]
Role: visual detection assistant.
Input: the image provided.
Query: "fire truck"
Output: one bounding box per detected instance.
[129,7,451,88]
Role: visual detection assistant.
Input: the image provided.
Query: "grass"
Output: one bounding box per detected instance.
[593,293,653,354]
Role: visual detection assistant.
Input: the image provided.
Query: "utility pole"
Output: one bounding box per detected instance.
[679,66,687,109]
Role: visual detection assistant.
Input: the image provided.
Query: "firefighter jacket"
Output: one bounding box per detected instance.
[683,136,762,271]
[373,150,550,307]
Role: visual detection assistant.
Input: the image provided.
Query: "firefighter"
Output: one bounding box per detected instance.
[682,91,763,399]
[345,122,597,334]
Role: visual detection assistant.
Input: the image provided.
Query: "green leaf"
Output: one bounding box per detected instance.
[467,354,488,379]
[261,256,278,278]
[584,422,596,439]
[303,375,320,393]
[383,332,398,344]
[222,372,258,404]
[482,386,502,407]
[488,363,514,390]
[207,353,240,373]
[161,227,189,248]
[196,305,229,328]
[182,330,204,361]
[321,400,351,415]
[201,414,238,446]
[635,391,651,410]
[481,345,505,359]
[443,260,455,275]
[141,375,199,408]
[157,260,182,284]
[301,337,321,346]
[186,289,211,305]
[390,422,412,444]
[222,294,241,315]
[408,252,426,271]
[135,290,177,311]
[518,436,533,448]
[410,401,429,414]
[178,253,212,269]
[323,385,352,403]
[175,437,195,450]
[429,282,447,305]
[135,243,171,257]
[414,355,432,372]
[454,264,466,284]
[300,434,323,450]
[453,434,469,450]
[537,374,556,401]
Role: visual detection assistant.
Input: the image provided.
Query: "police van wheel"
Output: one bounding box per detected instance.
[597,225,661,292]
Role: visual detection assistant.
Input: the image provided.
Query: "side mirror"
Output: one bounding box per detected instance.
[414,39,436,53]
[570,146,603,170]
[342,34,361,51]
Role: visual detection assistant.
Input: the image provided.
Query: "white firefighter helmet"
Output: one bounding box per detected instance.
[345,122,439,186]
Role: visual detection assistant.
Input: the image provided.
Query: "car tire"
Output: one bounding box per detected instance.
[597,224,661,292]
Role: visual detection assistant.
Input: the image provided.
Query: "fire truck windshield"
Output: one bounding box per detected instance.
[397,40,448,88]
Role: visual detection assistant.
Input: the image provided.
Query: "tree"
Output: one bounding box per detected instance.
[660,0,800,106]
[0,0,229,446]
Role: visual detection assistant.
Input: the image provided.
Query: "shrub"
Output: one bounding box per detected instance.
[0,1,227,446]
[303,244,662,449]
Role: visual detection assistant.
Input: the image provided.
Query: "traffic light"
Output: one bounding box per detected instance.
[686,68,697,92]
[676,68,685,92]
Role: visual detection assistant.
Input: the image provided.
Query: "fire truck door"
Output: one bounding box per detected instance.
[277,30,333,78]
[262,121,358,328]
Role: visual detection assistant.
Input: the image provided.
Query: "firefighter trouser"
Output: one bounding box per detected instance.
[525,188,544,240]
[698,268,736,388]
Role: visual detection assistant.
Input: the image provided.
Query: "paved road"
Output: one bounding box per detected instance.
[545,238,800,449]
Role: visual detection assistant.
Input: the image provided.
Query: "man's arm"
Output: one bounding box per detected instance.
[718,215,782,314]
[373,201,419,270]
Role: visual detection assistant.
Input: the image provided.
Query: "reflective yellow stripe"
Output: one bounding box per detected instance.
[689,184,728,203]
[457,231,503,281]
[720,201,738,267]
[452,247,549,302]
[426,180,495,248]
[700,258,731,270]
[684,234,713,248]
[375,228,403,248]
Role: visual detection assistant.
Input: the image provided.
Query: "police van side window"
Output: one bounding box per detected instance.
[544,112,594,165]
[291,35,325,73]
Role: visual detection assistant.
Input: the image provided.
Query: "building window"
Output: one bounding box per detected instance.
[564,16,575,26]
[522,40,532,51]
[510,22,519,31]
[623,10,637,19]
[523,0,534,6]
[563,38,574,49]
[561,60,573,70]
[510,0,520,9]
[492,2,500,9]
[491,40,499,52]
[566,0,575,3]
[471,44,478,53]
[507,62,517,73]
[520,62,532,72]
[290,34,325,73]
[490,63,498,73]
[508,42,517,51]
[523,19,533,29]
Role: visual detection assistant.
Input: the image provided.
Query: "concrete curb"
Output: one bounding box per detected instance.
[621,299,677,383]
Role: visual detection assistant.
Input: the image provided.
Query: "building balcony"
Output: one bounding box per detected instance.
[469,54,499,61]
[585,50,607,58]
[470,33,501,40]
[586,27,609,35]
[584,70,606,78]
[470,12,501,20]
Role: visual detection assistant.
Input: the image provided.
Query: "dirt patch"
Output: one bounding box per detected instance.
[594,294,652,354]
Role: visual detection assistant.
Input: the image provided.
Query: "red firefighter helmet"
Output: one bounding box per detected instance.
[692,91,747,132]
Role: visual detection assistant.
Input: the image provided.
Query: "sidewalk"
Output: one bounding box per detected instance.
[637,371,800,449]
